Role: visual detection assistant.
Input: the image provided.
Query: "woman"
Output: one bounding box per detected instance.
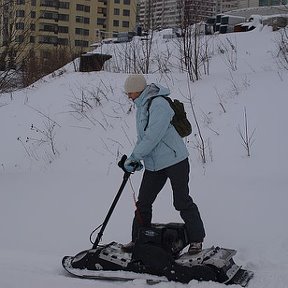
[122,74,205,255]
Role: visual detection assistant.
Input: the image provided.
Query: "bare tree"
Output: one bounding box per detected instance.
[0,0,39,91]
[177,0,210,82]
[138,0,161,74]
[21,46,75,87]
[0,0,80,91]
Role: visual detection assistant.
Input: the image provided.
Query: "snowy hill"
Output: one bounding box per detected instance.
[0,26,288,288]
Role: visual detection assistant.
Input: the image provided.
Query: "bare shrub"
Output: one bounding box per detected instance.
[29,121,58,157]
[17,119,59,164]
[237,107,256,157]
[217,36,238,71]
[186,79,207,164]
[214,87,227,113]
[275,28,288,70]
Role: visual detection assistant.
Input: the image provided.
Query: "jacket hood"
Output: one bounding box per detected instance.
[134,83,170,107]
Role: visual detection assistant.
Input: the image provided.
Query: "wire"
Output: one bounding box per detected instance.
[89,223,103,245]
[129,177,144,225]
[128,177,136,194]
[89,178,137,246]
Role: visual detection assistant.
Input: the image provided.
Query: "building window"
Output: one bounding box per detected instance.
[59,2,70,9]
[76,4,90,12]
[75,40,89,47]
[30,23,35,31]
[30,36,35,43]
[114,0,120,3]
[113,20,119,27]
[123,0,130,4]
[15,35,24,43]
[76,4,83,10]
[40,0,58,8]
[16,22,25,30]
[16,10,25,17]
[31,11,36,18]
[58,14,69,21]
[75,28,89,36]
[97,18,105,25]
[122,21,129,28]
[31,0,36,6]
[58,38,68,45]
[76,16,90,24]
[58,26,69,33]
[114,8,120,15]
[16,0,25,4]
[98,7,106,15]
[40,11,58,20]
[39,24,57,32]
[123,9,130,16]
[38,35,58,44]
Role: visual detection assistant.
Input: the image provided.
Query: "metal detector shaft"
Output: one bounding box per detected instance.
[92,170,131,249]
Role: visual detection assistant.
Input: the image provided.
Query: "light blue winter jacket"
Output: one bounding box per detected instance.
[131,83,189,171]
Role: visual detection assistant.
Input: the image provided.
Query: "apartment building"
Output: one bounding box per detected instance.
[238,0,259,9]
[138,0,288,30]
[217,0,239,12]
[184,1,217,24]
[259,0,287,5]
[0,0,136,68]
[138,0,181,30]
[139,0,218,30]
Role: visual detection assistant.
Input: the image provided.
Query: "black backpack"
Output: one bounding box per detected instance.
[144,96,192,138]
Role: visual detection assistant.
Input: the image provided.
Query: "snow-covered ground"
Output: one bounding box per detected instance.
[0,25,288,288]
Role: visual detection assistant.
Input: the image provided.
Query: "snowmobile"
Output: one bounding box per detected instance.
[62,155,254,286]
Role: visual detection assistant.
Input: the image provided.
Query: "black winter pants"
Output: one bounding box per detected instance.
[132,158,205,243]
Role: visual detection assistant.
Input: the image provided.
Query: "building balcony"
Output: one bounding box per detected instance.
[40,0,60,9]
[39,24,58,34]
[38,35,58,45]
[98,0,107,5]
[39,11,59,23]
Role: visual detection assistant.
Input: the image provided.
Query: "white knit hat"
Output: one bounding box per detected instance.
[124,74,147,93]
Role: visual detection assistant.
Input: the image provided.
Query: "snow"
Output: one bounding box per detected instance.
[1,26,288,288]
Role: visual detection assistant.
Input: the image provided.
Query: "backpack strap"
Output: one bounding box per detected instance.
[144,96,168,131]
